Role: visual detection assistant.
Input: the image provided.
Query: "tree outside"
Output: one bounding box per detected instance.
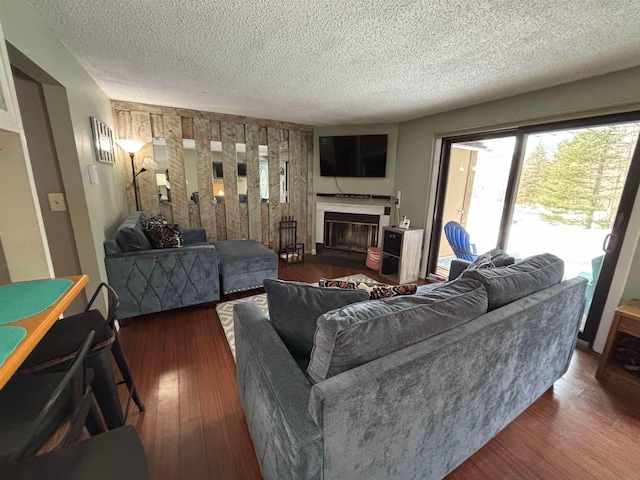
[528,126,637,229]
[516,143,550,207]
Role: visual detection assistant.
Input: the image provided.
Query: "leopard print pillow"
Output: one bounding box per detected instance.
[144,222,184,249]
[318,278,358,289]
[356,282,418,300]
[319,278,417,300]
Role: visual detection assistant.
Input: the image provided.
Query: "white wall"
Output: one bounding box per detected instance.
[0,2,128,303]
[394,66,640,352]
[314,124,398,196]
[312,124,398,245]
[0,18,53,282]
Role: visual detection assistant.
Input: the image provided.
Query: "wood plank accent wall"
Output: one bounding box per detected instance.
[112,100,314,252]
[245,124,261,243]
[267,127,281,250]
[194,118,217,242]
[131,111,159,216]
[221,122,240,240]
[165,115,189,227]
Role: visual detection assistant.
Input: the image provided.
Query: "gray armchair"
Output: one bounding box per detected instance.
[104,212,220,319]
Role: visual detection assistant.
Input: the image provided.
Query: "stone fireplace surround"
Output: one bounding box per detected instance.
[314,202,391,255]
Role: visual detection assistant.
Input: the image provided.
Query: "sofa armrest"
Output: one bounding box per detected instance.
[182,227,207,245]
[104,245,220,318]
[234,302,322,480]
[449,258,471,280]
[105,244,217,259]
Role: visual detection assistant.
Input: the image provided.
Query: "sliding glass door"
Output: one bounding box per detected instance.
[429,113,640,343]
[434,134,515,276]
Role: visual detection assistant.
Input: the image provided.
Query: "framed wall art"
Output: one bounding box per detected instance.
[90,116,115,163]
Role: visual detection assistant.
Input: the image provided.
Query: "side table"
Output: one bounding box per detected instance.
[596,298,640,397]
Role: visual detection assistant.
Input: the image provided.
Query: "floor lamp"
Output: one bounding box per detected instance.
[115,139,146,211]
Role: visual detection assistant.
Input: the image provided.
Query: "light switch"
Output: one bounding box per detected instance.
[87,164,100,184]
[48,193,67,212]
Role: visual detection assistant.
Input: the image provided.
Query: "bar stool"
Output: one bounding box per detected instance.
[20,283,144,430]
[0,331,102,465]
[0,425,150,480]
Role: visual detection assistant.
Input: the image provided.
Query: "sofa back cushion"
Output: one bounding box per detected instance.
[264,279,369,359]
[307,278,488,384]
[106,212,151,255]
[462,253,564,311]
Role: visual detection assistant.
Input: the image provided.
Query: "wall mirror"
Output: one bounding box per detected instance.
[211,143,271,204]
[151,137,290,206]
[151,140,170,201]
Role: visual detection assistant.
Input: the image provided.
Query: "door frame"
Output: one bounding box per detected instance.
[427,129,516,274]
[429,111,640,344]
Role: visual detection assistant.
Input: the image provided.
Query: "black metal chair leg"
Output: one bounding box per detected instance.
[111,335,146,413]
[87,349,124,430]
[84,395,107,436]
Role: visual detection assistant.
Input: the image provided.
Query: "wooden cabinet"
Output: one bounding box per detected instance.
[596,298,640,397]
[379,226,424,284]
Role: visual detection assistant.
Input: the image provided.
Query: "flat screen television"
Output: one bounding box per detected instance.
[319,134,388,177]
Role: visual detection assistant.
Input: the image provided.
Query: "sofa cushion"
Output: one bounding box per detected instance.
[115,213,152,253]
[264,279,369,359]
[462,252,564,311]
[214,240,278,276]
[307,277,488,384]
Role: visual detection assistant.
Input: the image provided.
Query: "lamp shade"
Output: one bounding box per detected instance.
[142,157,159,171]
[115,139,145,154]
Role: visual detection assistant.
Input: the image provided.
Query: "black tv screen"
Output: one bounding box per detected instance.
[212,162,247,177]
[319,134,388,177]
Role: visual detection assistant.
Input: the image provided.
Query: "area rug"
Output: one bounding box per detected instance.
[216,274,376,361]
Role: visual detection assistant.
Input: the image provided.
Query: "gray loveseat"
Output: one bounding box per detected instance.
[234,254,587,480]
[104,212,220,319]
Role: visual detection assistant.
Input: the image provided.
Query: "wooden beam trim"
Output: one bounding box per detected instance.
[110,100,314,132]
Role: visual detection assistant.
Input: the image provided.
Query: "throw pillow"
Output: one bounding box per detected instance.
[263,279,369,359]
[466,248,515,272]
[318,278,358,289]
[319,278,418,300]
[142,214,167,228]
[466,252,495,271]
[356,282,418,300]
[116,227,153,253]
[462,252,564,311]
[307,277,488,384]
[485,248,516,267]
[144,222,184,249]
[115,213,153,253]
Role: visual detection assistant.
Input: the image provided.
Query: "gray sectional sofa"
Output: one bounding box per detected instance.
[104,212,220,319]
[234,253,587,480]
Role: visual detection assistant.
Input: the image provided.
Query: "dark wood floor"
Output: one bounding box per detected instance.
[118,262,640,480]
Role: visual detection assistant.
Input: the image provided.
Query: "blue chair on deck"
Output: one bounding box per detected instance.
[444,221,477,261]
[578,255,605,312]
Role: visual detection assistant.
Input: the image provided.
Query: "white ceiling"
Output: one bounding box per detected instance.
[27,0,640,126]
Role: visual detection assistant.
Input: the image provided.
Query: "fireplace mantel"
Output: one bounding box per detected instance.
[314,202,390,254]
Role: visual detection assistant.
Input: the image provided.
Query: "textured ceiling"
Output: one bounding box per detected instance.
[27,0,640,126]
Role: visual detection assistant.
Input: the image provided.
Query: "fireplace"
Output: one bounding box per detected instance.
[324,212,379,253]
[314,202,391,258]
